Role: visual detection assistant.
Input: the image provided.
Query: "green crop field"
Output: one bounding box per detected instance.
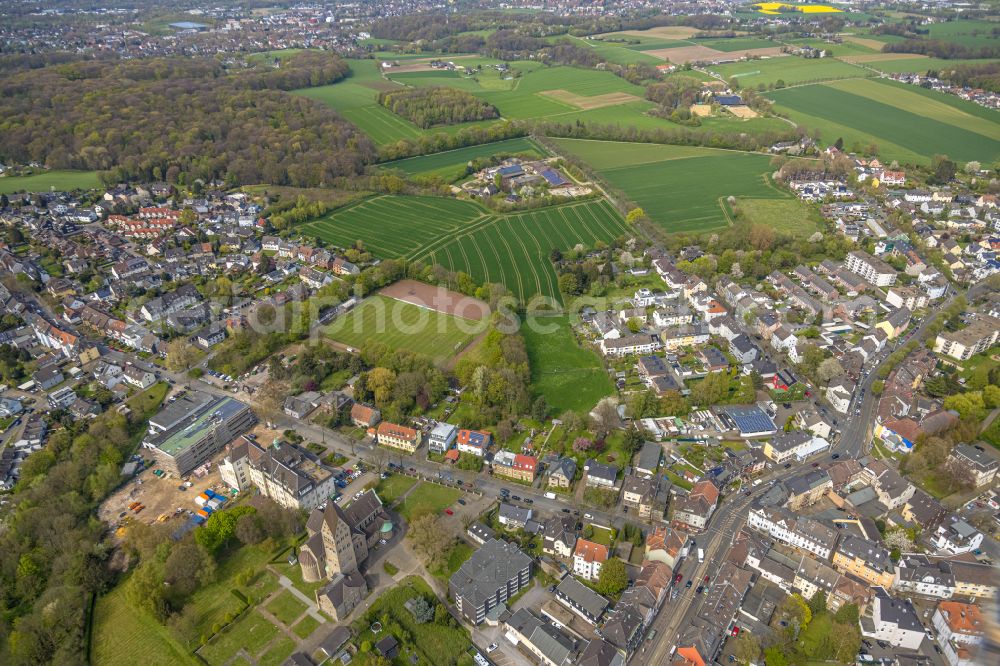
[925,20,1000,48]
[0,169,101,194]
[303,194,628,304]
[865,57,1000,74]
[695,37,779,52]
[552,138,788,233]
[415,199,630,304]
[325,295,484,361]
[382,137,548,180]
[767,78,1000,165]
[710,56,869,87]
[302,194,488,258]
[522,315,614,413]
[731,198,824,239]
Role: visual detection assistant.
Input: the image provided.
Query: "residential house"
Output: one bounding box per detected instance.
[584,459,618,489]
[644,526,687,568]
[122,365,156,389]
[671,480,719,531]
[832,535,895,587]
[573,539,609,581]
[747,506,840,559]
[457,429,491,456]
[930,518,983,556]
[547,457,576,489]
[621,473,671,520]
[932,601,984,666]
[498,503,533,530]
[350,403,381,428]
[542,515,577,558]
[376,422,420,453]
[428,423,458,454]
[493,451,539,483]
[555,575,609,625]
[860,588,924,650]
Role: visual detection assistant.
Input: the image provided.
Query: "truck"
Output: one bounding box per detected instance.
[698,548,705,563]
[544,492,556,500]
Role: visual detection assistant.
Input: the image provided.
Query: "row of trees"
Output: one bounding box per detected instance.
[377,87,499,128]
[884,39,1000,60]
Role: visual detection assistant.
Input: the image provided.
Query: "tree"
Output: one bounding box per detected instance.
[834,603,859,625]
[626,207,645,224]
[530,396,549,421]
[408,514,451,571]
[778,593,812,631]
[235,513,265,545]
[622,428,644,458]
[597,557,628,597]
[931,154,957,183]
[496,418,515,443]
[763,647,788,666]
[807,590,828,616]
[163,539,216,599]
[165,338,201,372]
[367,367,397,406]
[406,596,434,624]
[733,632,761,666]
[816,357,844,384]
[366,446,390,475]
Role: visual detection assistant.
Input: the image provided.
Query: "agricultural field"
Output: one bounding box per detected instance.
[767,77,1000,165]
[324,294,485,362]
[414,199,630,304]
[0,169,101,194]
[302,194,487,259]
[710,56,869,88]
[924,19,1000,49]
[552,138,788,234]
[90,584,196,666]
[294,59,495,145]
[522,315,614,413]
[303,193,629,304]
[731,198,825,239]
[863,57,1000,74]
[381,137,548,181]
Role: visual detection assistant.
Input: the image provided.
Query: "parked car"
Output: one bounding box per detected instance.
[731,626,740,637]
[458,499,466,505]
[444,508,454,516]
[487,644,498,653]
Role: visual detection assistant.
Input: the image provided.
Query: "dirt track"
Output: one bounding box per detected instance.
[379,279,490,321]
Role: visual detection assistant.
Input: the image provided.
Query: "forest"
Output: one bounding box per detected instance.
[933,61,1000,92]
[883,38,1000,60]
[377,87,500,128]
[0,52,375,188]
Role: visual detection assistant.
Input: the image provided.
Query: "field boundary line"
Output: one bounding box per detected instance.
[377,136,550,167]
[406,212,494,262]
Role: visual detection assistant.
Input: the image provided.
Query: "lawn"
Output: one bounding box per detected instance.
[381,137,548,181]
[353,577,472,665]
[710,56,868,87]
[324,294,483,363]
[553,138,789,233]
[90,583,196,666]
[292,615,321,639]
[396,482,462,521]
[732,198,825,238]
[0,169,102,194]
[587,525,616,547]
[258,636,296,666]
[265,590,307,626]
[199,611,281,666]
[376,474,418,504]
[767,77,1000,165]
[521,314,614,413]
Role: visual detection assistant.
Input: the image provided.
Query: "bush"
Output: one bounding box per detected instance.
[384,561,399,576]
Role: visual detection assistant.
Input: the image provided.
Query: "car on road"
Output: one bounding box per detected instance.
[524,498,533,504]
[562,508,571,513]
[685,580,692,588]
[783,463,792,469]
[831,453,840,459]
[584,513,593,520]
[487,643,498,653]
[696,585,704,594]
[673,573,682,585]
[511,495,521,501]
[811,462,820,467]
[458,499,466,505]
[704,575,709,584]
[444,508,454,516]
[932,645,942,655]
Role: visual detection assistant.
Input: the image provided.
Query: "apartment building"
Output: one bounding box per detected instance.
[746,506,840,559]
[832,534,895,588]
[449,538,532,625]
[493,451,539,483]
[219,438,337,511]
[845,250,897,287]
[933,315,1000,360]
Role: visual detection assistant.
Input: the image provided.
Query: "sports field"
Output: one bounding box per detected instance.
[382,137,548,181]
[552,138,789,233]
[304,194,628,304]
[302,195,487,258]
[522,315,614,413]
[0,169,101,194]
[414,199,629,305]
[767,78,1000,165]
[325,294,484,361]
